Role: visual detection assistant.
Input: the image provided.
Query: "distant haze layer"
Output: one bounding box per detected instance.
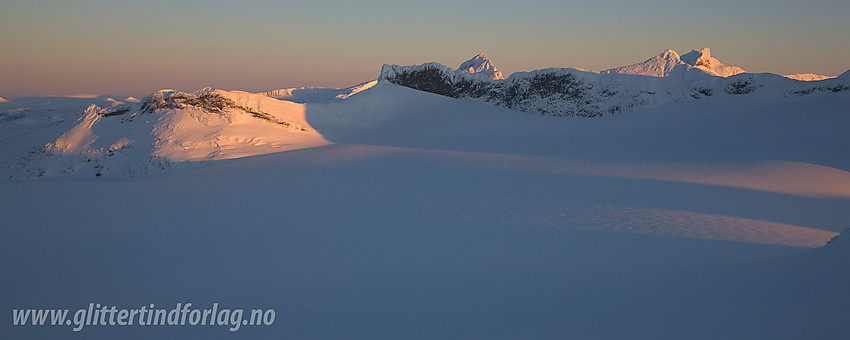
[1,0,848,98]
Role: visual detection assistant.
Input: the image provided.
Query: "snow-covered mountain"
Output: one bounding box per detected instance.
[602,47,746,77]
[381,51,848,117]
[0,96,8,103]
[602,49,686,77]
[2,50,847,180]
[458,53,504,80]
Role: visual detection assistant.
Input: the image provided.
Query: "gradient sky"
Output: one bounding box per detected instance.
[1,0,848,98]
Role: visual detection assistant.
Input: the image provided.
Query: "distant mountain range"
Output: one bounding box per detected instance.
[1,48,847,180]
[381,48,848,117]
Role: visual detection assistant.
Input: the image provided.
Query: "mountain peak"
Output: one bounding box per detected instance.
[602,49,686,77]
[680,47,745,77]
[458,53,504,80]
[603,47,745,78]
[660,49,680,59]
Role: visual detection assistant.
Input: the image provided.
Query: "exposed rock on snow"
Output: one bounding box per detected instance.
[382,62,620,116]
[381,51,848,117]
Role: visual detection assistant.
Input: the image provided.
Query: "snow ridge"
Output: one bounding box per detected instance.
[264,80,378,103]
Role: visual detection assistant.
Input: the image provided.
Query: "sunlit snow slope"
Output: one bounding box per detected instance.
[2,69,849,248]
[1,59,849,338]
[1,88,330,179]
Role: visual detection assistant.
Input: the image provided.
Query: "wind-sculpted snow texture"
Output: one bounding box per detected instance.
[2,49,850,339]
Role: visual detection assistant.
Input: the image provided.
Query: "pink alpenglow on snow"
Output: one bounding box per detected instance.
[2,48,849,340]
[458,53,504,80]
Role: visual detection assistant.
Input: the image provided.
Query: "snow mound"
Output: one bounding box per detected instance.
[680,47,746,77]
[458,53,504,80]
[783,73,836,81]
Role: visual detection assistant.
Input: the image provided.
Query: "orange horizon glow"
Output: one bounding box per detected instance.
[2,0,848,98]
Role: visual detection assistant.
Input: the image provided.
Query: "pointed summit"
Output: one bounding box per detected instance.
[602,49,686,77]
[458,53,504,80]
[660,49,680,59]
[680,47,745,77]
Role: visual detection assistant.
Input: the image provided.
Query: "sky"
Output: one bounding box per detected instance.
[1,0,848,98]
